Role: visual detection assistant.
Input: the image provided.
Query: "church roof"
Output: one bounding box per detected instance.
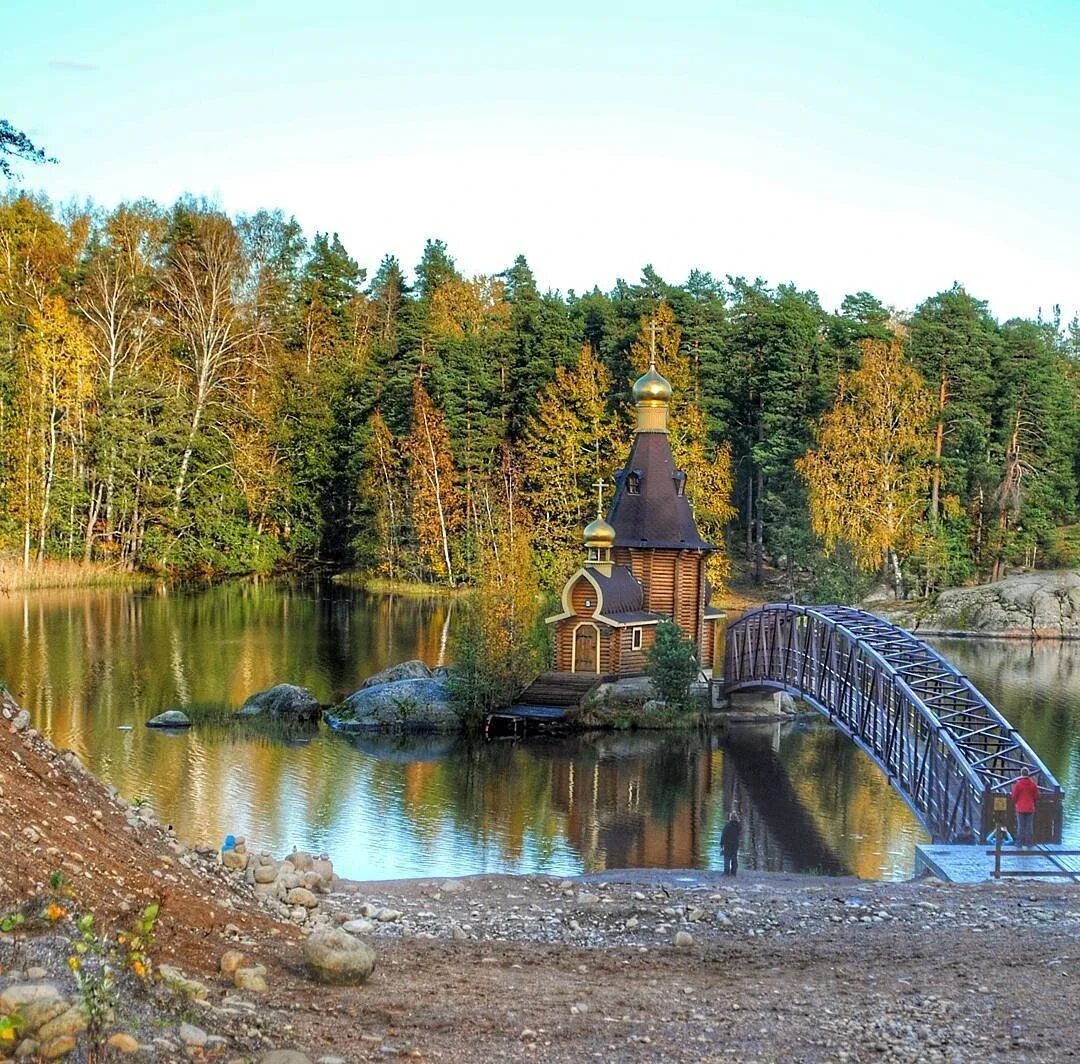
[590,565,644,614]
[608,433,714,551]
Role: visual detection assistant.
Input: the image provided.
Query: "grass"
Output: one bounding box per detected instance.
[0,555,152,593]
[331,573,468,597]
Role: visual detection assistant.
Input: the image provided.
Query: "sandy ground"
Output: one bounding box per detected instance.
[2,690,1078,1063]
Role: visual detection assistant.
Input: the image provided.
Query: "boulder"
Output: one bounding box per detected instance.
[303,928,376,985]
[0,985,62,1013]
[145,710,191,729]
[884,571,1080,639]
[359,660,432,688]
[327,678,458,733]
[235,684,322,723]
[286,887,319,908]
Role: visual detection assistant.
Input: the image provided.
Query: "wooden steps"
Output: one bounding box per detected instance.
[486,672,613,738]
[513,671,605,709]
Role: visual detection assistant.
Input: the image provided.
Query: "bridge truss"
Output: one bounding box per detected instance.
[724,605,1063,843]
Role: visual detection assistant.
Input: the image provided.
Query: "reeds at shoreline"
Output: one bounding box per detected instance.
[0,556,151,593]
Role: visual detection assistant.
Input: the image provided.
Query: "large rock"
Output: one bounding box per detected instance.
[302,929,376,985]
[236,684,322,723]
[359,659,432,689]
[886,571,1080,639]
[326,678,458,732]
[145,710,191,729]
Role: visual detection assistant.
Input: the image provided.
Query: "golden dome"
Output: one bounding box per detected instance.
[632,366,672,403]
[583,516,616,548]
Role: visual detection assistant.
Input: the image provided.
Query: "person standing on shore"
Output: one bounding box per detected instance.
[721,811,742,876]
[1010,768,1039,847]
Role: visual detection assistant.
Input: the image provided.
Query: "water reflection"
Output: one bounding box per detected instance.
[2,584,1075,880]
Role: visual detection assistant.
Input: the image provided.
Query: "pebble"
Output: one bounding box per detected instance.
[106,1033,141,1054]
[220,949,247,976]
[179,1023,209,1047]
[234,966,269,993]
[40,1035,76,1060]
[674,931,694,947]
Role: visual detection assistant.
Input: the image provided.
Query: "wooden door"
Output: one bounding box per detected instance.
[574,626,598,673]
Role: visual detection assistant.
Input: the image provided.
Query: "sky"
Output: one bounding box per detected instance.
[4,0,1080,322]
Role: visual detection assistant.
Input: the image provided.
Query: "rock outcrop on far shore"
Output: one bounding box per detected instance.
[884,570,1080,639]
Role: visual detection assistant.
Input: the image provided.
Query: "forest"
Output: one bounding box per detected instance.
[2,192,1079,602]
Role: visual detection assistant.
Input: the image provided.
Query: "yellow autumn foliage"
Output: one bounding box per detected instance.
[797,338,933,574]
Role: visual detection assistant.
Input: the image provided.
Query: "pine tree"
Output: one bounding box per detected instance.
[908,285,998,531]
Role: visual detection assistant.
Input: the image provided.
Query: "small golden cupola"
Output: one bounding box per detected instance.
[583,514,616,576]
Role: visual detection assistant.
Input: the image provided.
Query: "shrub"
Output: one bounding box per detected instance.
[644,617,699,710]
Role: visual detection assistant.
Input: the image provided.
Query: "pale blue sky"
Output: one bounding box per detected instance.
[4,0,1079,320]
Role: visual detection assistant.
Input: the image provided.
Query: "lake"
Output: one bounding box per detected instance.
[1,582,1075,881]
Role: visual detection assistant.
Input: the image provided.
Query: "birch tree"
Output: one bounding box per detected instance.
[797,338,933,596]
[157,208,255,510]
[407,377,462,584]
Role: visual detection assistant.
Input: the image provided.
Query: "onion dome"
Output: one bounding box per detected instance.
[583,516,616,548]
[632,365,672,404]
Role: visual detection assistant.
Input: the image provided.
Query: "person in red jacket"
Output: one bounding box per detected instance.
[1010,768,1039,847]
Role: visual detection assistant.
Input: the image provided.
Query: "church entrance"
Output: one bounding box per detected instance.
[573,624,599,673]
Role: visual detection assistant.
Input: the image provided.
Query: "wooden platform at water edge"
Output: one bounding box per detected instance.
[485,672,606,737]
[916,843,1080,883]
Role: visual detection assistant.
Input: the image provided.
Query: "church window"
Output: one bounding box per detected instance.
[627,472,641,495]
[632,627,643,651]
[673,470,686,497]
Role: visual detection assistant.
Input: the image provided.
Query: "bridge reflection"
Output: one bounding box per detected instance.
[510,726,919,878]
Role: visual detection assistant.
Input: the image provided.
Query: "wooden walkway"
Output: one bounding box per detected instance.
[725,604,1064,844]
[916,843,1080,883]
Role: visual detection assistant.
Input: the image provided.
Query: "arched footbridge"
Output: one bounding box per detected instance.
[724,605,1064,844]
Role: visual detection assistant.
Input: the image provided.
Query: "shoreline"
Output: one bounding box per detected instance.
[2,689,1077,1062]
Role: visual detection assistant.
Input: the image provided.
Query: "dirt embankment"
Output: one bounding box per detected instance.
[1,689,1078,1063]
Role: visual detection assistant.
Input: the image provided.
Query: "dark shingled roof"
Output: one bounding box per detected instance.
[608,433,714,551]
[590,565,644,614]
[602,610,663,625]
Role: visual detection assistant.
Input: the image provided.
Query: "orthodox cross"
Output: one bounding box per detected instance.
[594,478,607,518]
[649,318,658,371]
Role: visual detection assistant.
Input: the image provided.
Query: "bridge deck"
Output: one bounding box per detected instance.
[916,843,1080,883]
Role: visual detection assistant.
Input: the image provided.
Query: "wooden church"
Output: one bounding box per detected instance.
[546,360,722,676]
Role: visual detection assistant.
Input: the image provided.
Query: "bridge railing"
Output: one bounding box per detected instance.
[725,604,1063,844]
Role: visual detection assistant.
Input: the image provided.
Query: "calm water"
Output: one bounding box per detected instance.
[1,584,1075,881]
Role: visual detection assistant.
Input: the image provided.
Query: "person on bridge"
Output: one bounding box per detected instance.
[1010,768,1039,847]
[721,811,742,876]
